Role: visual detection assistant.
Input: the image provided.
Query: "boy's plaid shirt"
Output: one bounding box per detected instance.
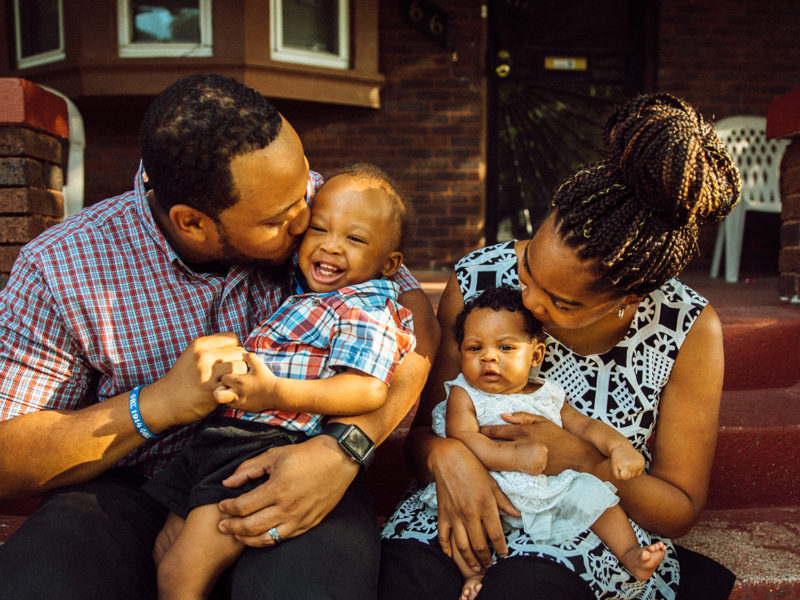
[0,166,419,476]
[224,279,416,435]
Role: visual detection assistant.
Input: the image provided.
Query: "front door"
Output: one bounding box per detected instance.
[486,0,655,243]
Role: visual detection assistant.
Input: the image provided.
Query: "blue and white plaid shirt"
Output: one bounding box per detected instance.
[223,279,415,435]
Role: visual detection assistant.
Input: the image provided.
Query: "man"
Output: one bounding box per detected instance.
[0,73,438,599]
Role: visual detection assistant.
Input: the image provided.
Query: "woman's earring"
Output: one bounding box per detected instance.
[617,305,626,320]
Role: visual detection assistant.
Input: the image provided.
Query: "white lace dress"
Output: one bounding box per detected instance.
[415,373,619,545]
[381,241,709,600]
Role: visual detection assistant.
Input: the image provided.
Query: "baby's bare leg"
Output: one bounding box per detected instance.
[590,505,666,581]
[157,503,245,600]
[451,544,485,600]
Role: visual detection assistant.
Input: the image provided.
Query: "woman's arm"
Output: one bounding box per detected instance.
[610,305,724,536]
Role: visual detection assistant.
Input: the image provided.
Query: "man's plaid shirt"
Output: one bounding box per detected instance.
[0,166,420,476]
[225,279,415,435]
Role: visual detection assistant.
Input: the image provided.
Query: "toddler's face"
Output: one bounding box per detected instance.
[297,175,401,293]
[459,308,543,395]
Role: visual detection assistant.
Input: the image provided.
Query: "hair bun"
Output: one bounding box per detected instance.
[603,93,740,227]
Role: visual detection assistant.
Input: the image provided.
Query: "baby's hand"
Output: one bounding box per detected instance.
[610,445,645,480]
[217,352,278,412]
[514,441,548,476]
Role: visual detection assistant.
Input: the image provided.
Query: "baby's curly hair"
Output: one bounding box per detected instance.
[550,92,741,296]
[140,73,283,219]
[453,286,543,346]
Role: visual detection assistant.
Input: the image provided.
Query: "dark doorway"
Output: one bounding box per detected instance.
[486,0,656,243]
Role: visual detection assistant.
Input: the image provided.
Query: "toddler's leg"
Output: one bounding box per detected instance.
[157,503,245,600]
[450,543,485,600]
[590,505,666,581]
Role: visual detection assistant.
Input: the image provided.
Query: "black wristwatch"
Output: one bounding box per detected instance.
[321,423,376,471]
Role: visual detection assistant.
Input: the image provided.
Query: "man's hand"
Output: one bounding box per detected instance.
[142,332,248,431]
[214,352,278,411]
[216,434,359,547]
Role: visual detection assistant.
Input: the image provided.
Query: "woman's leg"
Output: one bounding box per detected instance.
[675,545,736,599]
[378,538,465,600]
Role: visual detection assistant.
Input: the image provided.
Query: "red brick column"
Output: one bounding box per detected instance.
[0,79,68,289]
[767,90,800,304]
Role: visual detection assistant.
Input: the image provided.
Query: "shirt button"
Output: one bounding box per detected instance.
[311,298,321,307]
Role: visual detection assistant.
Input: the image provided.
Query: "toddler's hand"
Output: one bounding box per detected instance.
[218,352,278,412]
[611,445,645,480]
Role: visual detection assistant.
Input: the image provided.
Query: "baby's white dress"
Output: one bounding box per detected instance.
[416,373,619,545]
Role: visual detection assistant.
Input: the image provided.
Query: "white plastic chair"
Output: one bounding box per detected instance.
[710,116,789,282]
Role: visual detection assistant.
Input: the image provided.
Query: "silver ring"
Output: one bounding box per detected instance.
[268,526,282,545]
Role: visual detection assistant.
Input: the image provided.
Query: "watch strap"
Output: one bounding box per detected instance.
[321,423,376,471]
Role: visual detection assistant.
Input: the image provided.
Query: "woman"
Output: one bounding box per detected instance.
[380,93,740,599]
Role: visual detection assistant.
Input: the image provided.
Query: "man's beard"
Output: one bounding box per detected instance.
[218,229,297,284]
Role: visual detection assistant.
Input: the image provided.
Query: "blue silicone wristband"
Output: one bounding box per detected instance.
[129,385,159,440]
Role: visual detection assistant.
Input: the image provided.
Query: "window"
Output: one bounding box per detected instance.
[117,0,213,57]
[270,0,349,70]
[13,0,66,69]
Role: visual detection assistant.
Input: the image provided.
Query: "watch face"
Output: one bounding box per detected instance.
[340,426,373,463]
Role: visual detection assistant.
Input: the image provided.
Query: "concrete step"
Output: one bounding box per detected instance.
[708,387,800,510]
[676,506,800,599]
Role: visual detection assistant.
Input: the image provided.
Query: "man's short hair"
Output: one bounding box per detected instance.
[140,73,283,219]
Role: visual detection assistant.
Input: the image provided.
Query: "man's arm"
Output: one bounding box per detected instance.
[217,287,440,546]
[0,333,247,500]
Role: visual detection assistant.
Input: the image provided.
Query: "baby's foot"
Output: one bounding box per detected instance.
[460,574,484,600]
[620,541,667,580]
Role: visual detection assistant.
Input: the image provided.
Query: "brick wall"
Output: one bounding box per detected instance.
[279,1,486,270]
[0,79,67,288]
[658,0,800,277]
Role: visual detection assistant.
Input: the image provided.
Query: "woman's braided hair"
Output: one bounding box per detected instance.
[550,93,741,296]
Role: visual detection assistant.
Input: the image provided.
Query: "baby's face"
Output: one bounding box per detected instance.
[297,175,400,293]
[459,308,541,395]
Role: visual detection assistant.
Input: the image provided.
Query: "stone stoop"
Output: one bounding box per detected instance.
[676,507,800,600]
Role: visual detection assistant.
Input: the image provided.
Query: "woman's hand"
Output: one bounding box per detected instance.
[430,436,520,572]
[480,412,603,477]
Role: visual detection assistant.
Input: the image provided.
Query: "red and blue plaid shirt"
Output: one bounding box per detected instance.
[226,279,415,435]
[0,165,420,476]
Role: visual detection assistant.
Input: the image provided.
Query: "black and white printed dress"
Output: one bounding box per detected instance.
[381,241,709,599]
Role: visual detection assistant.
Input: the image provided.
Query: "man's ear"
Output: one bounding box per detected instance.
[380,251,404,278]
[168,204,216,243]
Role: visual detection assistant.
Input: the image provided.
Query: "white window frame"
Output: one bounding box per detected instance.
[13,0,66,69]
[270,0,350,70]
[117,0,213,58]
